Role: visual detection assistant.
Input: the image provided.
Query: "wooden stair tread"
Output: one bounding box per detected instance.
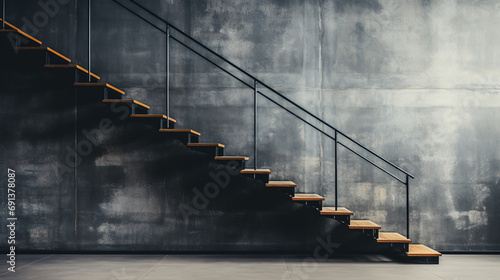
[102,99,150,109]
[187,143,224,148]
[266,181,297,187]
[214,156,249,161]
[406,244,442,257]
[44,64,100,80]
[159,129,201,136]
[320,207,354,216]
[241,169,272,174]
[130,114,176,123]
[0,19,42,45]
[292,194,325,201]
[74,83,125,95]
[15,47,71,62]
[377,232,411,243]
[349,220,382,229]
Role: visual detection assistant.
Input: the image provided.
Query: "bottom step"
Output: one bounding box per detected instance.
[405,244,441,264]
[407,244,442,257]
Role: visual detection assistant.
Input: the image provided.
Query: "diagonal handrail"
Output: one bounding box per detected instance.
[123,0,414,180]
[112,0,414,238]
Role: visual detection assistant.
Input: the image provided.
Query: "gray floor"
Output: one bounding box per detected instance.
[0,254,499,279]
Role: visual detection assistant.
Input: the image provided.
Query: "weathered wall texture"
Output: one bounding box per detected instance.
[2,0,499,251]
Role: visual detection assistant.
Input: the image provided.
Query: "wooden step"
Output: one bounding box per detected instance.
[214,156,248,170]
[266,181,296,187]
[214,156,249,161]
[241,169,272,183]
[406,244,442,257]
[102,99,150,110]
[241,169,271,174]
[292,194,324,210]
[320,207,353,224]
[187,143,224,157]
[188,143,224,148]
[0,19,42,45]
[159,129,201,144]
[292,194,324,201]
[320,207,353,216]
[264,179,295,197]
[131,114,176,123]
[15,47,71,63]
[159,129,201,136]
[44,64,100,80]
[349,220,381,230]
[75,83,125,95]
[377,232,411,243]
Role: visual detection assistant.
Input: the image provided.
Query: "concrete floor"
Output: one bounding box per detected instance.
[0,254,498,279]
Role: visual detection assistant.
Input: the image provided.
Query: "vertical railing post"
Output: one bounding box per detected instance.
[88,0,92,82]
[253,80,258,170]
[2,0,6,29]
[406,174,410,239]
[166,25,170,128]
[334,130,338,210]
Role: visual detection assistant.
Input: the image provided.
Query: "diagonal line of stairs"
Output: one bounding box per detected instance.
[0,17,442,264]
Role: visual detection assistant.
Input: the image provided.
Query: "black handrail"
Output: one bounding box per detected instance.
[112,0,414,238]
[125,0,414,180]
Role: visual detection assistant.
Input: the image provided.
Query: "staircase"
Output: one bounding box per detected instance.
[0,17,441,263]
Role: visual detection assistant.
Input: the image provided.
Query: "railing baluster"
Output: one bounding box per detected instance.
[88,0,92,82]
[406,174,410,239]
[166,26,170,128]
[2,0,5,29]
[335,131,338,210]
[253,80,258,170]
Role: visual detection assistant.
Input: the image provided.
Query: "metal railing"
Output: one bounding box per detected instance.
[2,0,6,29]
[108,0,415,238]
[88,0,92,82]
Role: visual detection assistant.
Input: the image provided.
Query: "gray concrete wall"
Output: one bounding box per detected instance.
[3,0,500,251]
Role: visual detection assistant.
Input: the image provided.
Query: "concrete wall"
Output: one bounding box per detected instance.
[2,0,499,251]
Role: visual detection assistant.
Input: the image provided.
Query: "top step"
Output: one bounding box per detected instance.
[0,19,42,45]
